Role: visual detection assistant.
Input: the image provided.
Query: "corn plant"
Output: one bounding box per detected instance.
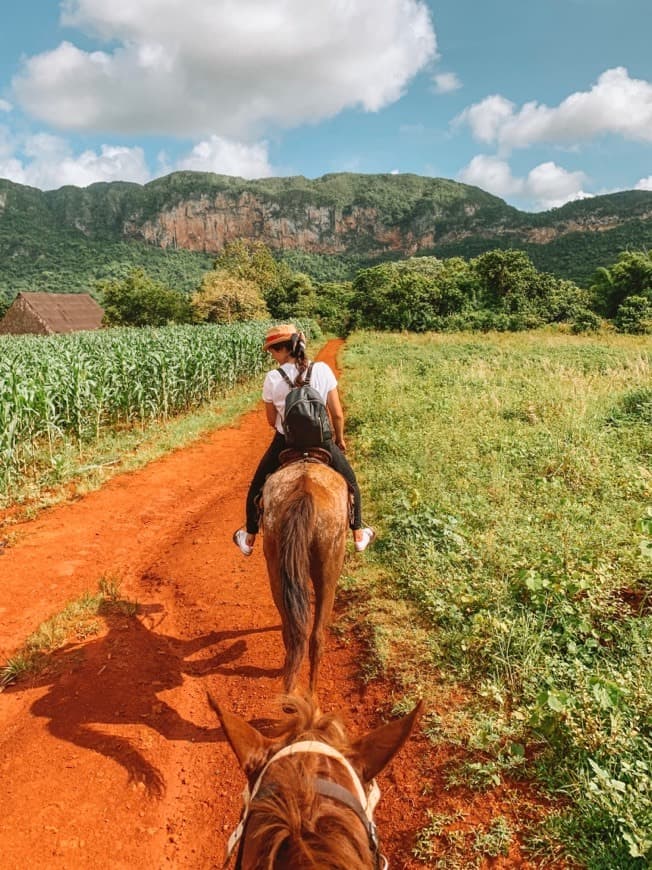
[0,321,276,491]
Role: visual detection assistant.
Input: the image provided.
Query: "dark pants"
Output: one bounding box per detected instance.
[245,431,363,533]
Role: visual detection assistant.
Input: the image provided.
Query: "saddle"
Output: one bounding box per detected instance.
[278,446,332,467]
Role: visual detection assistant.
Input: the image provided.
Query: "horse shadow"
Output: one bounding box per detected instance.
[12,601,282,796]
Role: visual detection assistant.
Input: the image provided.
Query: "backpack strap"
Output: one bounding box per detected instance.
[277,362,314,388]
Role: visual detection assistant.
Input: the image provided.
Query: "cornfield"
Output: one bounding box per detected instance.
[0,322,272,491]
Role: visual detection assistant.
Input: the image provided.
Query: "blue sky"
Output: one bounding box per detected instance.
[0,0,650,211]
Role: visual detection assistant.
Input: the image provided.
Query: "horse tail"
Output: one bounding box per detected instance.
[278,485,315,685]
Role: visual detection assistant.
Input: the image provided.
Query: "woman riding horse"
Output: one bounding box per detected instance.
[233,324,374,556]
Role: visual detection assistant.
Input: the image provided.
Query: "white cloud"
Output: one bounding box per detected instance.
[526,161,592,209]
[432,72,461,94]
[635,176,652,191]
[454,94,514,144]
[0,127,277,189]
[458,154,522,197]
[13,0,436,138]
[0,126,17,161]
[0,132,150,189]
[0,99,12,113]
[458,155,592,210]
[456,67,652,152]
[176,136,272,178]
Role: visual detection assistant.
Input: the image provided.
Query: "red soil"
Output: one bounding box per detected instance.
[0,340,552,869]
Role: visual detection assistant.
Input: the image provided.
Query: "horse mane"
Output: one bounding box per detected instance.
[248,770,373,869]
[245,696,375,870]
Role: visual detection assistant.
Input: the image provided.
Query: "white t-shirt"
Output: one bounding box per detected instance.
[262,361,337,435]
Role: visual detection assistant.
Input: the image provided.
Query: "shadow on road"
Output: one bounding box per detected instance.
[9,601,282,795]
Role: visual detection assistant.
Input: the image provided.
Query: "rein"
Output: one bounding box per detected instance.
[224,740,387,869]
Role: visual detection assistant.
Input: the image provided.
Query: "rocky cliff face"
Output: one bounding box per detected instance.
[122,188,652,258]
[125,192,435,256]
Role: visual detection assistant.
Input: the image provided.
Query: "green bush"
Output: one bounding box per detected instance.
[615,295,652,334]
[99,268,191,326]
[570,309,602,333]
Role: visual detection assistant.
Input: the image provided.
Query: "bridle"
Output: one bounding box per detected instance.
[224,740,388,869]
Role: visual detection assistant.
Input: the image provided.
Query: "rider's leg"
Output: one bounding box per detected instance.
[237,432,286,552]
[326,443,375,551]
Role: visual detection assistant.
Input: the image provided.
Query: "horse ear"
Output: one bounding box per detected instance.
[350,700,424,783]
[208,693,274,777]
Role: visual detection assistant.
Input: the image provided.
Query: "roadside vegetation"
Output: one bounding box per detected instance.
[340,331,652,867]
[0,317,322,509]
[0,577,136,689]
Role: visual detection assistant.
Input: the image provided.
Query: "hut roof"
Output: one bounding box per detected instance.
[14,292,104,334]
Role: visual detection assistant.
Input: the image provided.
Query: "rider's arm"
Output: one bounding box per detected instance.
[326,389,346,451]
[265,401,277,428]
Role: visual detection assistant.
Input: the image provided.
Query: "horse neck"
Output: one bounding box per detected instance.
[241,753,375,870]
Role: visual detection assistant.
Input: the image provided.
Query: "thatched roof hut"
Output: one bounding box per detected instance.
[0,292,104,336]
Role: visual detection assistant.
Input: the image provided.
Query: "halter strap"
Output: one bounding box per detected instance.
[224,739,385,868]
[313,778,388,870]
[252,740,368,807]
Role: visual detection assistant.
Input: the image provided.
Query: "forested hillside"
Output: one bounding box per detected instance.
[1,172,652,306]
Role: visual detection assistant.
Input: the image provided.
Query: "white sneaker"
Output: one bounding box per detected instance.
[233,529,254,556]
[354,527,376,553]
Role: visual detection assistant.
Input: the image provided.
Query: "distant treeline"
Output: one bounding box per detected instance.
[2,239,651,335]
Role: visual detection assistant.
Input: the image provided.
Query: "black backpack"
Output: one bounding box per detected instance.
[278,363,332,448]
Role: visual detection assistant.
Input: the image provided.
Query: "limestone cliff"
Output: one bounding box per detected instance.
[125,192,435,256]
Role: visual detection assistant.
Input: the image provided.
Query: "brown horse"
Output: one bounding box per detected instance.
[261,459,349,695]
[210,693,423,869]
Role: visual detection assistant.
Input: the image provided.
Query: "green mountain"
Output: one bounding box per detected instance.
[1,171,651,302]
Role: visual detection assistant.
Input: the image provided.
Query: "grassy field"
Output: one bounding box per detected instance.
[341,330,652,867]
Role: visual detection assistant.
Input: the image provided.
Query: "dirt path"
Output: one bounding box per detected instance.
[0,340,540,869]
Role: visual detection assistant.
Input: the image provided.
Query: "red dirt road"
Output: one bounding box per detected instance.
[0,340,543,869]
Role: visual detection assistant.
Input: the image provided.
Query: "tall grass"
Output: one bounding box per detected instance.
[0,322,271,493]
[343,330,652,867]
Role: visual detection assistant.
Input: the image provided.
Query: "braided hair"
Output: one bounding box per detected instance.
[290,332,309,380]
[272,332,309,384]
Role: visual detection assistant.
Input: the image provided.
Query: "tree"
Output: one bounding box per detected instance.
[614,295,652,334]
[471,249,539,312]
[0,288,13,319]
[191,271,268,323]
[591,250,652,317]
[471,249,590,324]
[99,268,190,326]
[213,239,281,296]
[265,272,317,321]
[350,256,473,331]
[536,276,592,322]
[211,238,318,320]
[313,281,355,335]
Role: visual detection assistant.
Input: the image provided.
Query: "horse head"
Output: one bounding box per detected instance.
[209,693,423,869]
